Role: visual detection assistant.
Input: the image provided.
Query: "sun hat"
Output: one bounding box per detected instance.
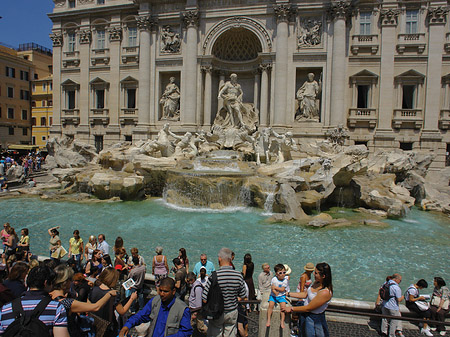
[283,264,292,275]
[304,262,315,272]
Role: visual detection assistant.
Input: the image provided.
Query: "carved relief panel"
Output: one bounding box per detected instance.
[297,16,323,49]
[160,25,181,54]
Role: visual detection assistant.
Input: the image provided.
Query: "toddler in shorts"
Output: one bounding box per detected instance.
[266,263,290,328]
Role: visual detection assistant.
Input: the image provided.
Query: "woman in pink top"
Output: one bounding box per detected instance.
[152,246,169,290]
[1,223,11,252]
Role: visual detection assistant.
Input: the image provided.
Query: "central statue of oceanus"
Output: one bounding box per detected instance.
[212,73,259,149]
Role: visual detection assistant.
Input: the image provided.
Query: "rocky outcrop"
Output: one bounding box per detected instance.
[352,174,415,218]
[270,183,309,222]
[46,136,98,168]
[87,171,144,200]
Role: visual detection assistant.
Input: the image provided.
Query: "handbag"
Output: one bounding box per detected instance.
[51,246,68,259]
[415,300,430,311]
[431,295,450,310]
[88,313,110,337]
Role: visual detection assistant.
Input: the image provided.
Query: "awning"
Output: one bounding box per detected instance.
[7,144,40,150]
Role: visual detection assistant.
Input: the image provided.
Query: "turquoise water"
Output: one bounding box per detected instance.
[0,197,449,301]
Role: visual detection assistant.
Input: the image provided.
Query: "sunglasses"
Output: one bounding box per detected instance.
[277,271,286,275]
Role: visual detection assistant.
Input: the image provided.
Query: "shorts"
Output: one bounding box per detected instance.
[269,295,288,304]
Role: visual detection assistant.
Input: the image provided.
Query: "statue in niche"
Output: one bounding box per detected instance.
[160,77,180,121]
[270,131,298,164]
[212,73,259,149]
[296,73,321,122]
[298,18,322,48]
[145,123,181,157]
[161,26,181,53]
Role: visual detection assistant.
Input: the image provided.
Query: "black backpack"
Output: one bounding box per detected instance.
[3,296,52,337]
[379,282,393,301]
[201,271,224,320]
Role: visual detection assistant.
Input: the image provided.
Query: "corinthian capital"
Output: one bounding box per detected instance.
[78,29,92,44]
[183,10,199,28]
[427,7,449,25]
[273,4,293,23]
[379,9,401,26]
[327,1,353,21]
[137,15,152,31]
[50,32,63,47]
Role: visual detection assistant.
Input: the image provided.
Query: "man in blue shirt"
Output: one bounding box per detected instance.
[192,254,215,276]
[119,277,192,337]
[380,273,404,337]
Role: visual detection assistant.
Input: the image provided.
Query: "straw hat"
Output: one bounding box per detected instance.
[283,264,292,275]
[304,262,315,272]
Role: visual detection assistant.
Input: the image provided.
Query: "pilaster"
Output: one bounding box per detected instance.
[182,9,200,126]
[108,25,122,128]
[376,8,400,134]
[273,4,292,126]
[328,1,352,126]
[202,65,212,126]
[260,63,272,127]
[136,15,152,132]
[50,32,63,134]
[78,28,91,132]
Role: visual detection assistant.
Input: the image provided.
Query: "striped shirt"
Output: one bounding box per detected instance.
[0,290,68,335]
[202,265,246,312]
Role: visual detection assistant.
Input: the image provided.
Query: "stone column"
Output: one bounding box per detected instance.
[77,28,91,141]
[107,26,122,132]
[424,7,448,131]
[254,69,260,110]
[259,63,272,126]
[273,4,290,126]
[329,1,351,126]
[50,32,63,135]
[182,10,200,126]
[377,9,400,131]
[202,65,212,126]
[136,15,152,130]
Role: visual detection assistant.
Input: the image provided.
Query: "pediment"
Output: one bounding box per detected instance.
[120,76,138,83]
[89,77,108,85]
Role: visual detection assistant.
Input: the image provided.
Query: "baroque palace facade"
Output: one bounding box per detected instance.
[50,0,450,168]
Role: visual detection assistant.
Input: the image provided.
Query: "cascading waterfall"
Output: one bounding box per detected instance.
[263,192,275,215]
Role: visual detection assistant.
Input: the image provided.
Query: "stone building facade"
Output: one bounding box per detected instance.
[50,0,450,168]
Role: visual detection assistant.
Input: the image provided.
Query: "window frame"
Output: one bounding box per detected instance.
[405,10,419,34]
[359,12,371,36]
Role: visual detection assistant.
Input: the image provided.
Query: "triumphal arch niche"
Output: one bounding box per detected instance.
[202,17,273,129]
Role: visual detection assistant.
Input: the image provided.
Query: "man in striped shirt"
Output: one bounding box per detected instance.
[202,247,247,337]
[0,265,69,337]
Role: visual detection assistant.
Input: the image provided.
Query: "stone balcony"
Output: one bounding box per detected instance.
[396,33,426,54]
[439,109,450,129]
[91,48,110,66]
[350,35,379,55]
[62,51,80,67]
[392,109,423,129]
[122,46,139,64]
[119,108,138,125]
[89,108,109,125]
[348,108,377,128]
[61,109,80,125]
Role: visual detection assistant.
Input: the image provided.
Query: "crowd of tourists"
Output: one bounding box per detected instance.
[0,152,45,192]
[0,223,447,337]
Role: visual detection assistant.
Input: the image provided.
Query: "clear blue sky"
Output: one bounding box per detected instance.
[0,0,54,50]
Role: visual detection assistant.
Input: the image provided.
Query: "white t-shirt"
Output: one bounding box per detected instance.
[405,284,419,302]
[270,276,290,297]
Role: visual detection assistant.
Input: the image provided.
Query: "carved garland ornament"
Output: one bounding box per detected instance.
[53,0,66,8]
[183,10,200,28]
[427,7,449,25]
[108,27,122,42]
[50,32,63,47]
[379,9,401,26]
[327,1,352,21]
[202,17,272,54]
[78,0,94,4]
[78,29,92,44]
